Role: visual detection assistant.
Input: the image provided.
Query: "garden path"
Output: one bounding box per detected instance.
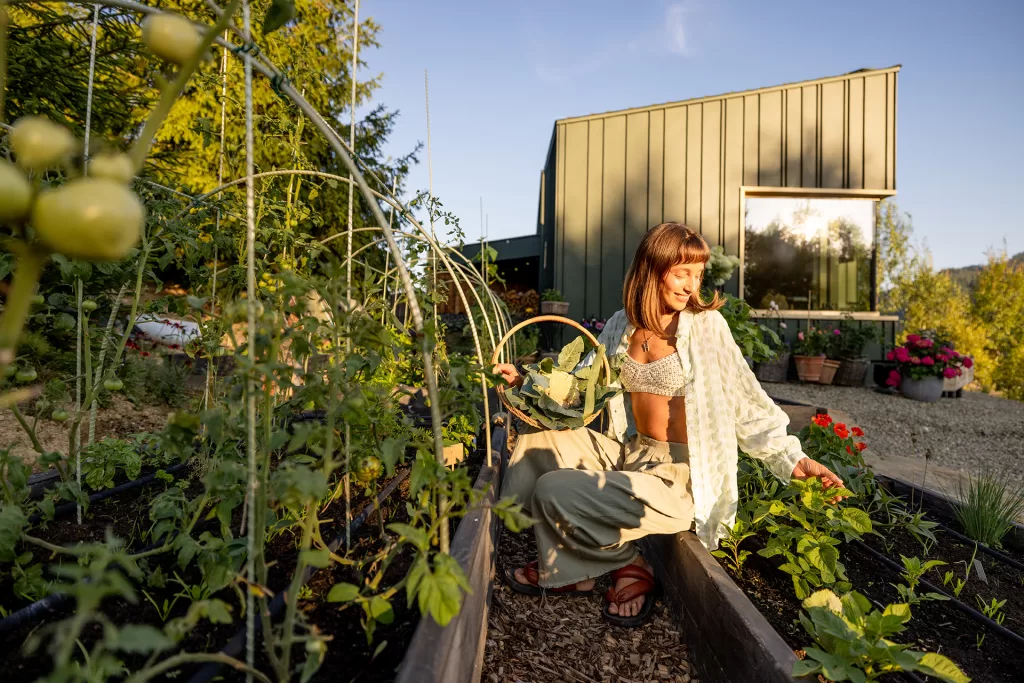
[483,526,698,683]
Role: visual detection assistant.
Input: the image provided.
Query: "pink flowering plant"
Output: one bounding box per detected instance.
[885,332,974,386]
[792,326,830,356]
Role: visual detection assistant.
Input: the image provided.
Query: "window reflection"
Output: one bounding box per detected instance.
[743,197,875,312]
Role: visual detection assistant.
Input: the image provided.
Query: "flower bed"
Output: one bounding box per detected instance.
[708,414,1023,682]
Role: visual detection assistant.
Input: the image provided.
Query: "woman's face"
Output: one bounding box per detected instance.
[660,260,705,313]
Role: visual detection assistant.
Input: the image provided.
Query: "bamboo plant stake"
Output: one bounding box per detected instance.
[342,0,360,552]
[240,1,258,679]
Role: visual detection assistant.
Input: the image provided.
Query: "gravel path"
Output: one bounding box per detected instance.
[763,383,1024,491]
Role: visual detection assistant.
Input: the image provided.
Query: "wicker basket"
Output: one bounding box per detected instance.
[755,352,790,383]
[491,315,611,431]
[834,358,870,387]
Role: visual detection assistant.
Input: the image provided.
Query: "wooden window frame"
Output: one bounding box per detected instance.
[737,186,897,314]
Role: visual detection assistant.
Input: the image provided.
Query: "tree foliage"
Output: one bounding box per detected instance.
[875,200,1024,399]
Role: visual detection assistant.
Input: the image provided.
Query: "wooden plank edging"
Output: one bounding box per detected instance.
[396,424,507,683]
[643,532,812,683]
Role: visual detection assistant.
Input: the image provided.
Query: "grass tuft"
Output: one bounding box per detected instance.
[952,472,1024,548]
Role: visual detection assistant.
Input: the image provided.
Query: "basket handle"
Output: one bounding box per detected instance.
[490,314,612,389]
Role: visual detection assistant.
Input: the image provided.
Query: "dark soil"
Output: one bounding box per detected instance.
[716,512,1024,683]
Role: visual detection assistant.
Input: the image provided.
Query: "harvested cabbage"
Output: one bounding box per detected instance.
[503,336,621,430]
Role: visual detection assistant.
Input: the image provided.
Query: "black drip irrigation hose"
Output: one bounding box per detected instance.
[0,534,171,636]
[186,467,411,683]
[0,462,192,636]
[850,539,1024,649]
[876,480,1024,573]
[931,519,1024,573]
[27,460,191,525]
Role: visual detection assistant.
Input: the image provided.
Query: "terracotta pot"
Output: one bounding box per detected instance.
[794,355,825,383]
[900,375,944,403]
[818,359,841,385]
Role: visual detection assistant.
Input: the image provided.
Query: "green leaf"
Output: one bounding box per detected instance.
[387,522,430,552]
[417,559,464,626]
[380,436,408,476]
[803,589,842,613]
[493,498,536,533]
[263,0,297,34]
[557,337,585,371]
[112,624,173,654]
[913,652,971,683]
[365,595,394,625]
[791,659,821,677]
[840,507,873,535]
[327,582,360,603]
[300,548,330,569]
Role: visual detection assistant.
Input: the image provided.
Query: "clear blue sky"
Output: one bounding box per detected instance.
[358,0,1023,271]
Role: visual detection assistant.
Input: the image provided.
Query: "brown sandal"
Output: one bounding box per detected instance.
[502,560,595,597]
[602,564,658,627]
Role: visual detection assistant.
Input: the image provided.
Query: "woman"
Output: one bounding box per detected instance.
[494,222,845,627]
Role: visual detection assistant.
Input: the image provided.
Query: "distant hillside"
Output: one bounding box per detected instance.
[940,251,1024,293]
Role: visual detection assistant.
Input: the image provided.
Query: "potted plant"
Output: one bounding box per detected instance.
[715,292,781,369]
[884,332,973,403]
[792,326,830,382]
[754,299,790,382]
[832,316,879,387]
[540,288,569,316]
[817,328,843,385]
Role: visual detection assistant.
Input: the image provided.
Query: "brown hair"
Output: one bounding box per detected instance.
[622,222,724,337]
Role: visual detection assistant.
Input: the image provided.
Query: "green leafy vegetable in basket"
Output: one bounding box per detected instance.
[504,336,622,430]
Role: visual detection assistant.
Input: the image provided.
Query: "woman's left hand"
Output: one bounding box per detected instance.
[791,457,848,503]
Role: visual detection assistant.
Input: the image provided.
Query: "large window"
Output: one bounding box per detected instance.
[743,195,876,312]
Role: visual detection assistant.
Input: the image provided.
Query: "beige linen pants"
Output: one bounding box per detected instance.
[501,426,695,588]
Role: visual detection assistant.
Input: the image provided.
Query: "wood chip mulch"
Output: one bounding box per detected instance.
[482,525,699,683]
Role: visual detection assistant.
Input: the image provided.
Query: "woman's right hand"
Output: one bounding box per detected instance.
[493,363,522,388]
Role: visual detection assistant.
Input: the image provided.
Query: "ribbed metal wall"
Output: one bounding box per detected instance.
[547,66,899,320]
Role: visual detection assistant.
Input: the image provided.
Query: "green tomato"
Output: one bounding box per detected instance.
[10,116,76,171]
[30,294,45,306]
[141,13,202,66]
[0,160,33,223]
[303,399,316,411]
[354,455,382,485]
[82,299,98,312]
[32,178,143,261]
[89,152,135,185]
[103,378,123,392]
[4,365,17,378]
[51,409,69,422]
[15,368,38,384]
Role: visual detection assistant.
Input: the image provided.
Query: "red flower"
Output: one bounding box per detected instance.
[140,351,151,358]
[921,356,935,366]
[919,339,934,348]
[834,423,849,439]
[812,414,833,428]
[907,334,920,343]
[911,357,921,365]
[963,357,973,368]
[886,369,902,387]
[846,445,854,455]
[852,427,864,437]
[886,351,895,361]
[943,367,958,379]
[855,442,867,452]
